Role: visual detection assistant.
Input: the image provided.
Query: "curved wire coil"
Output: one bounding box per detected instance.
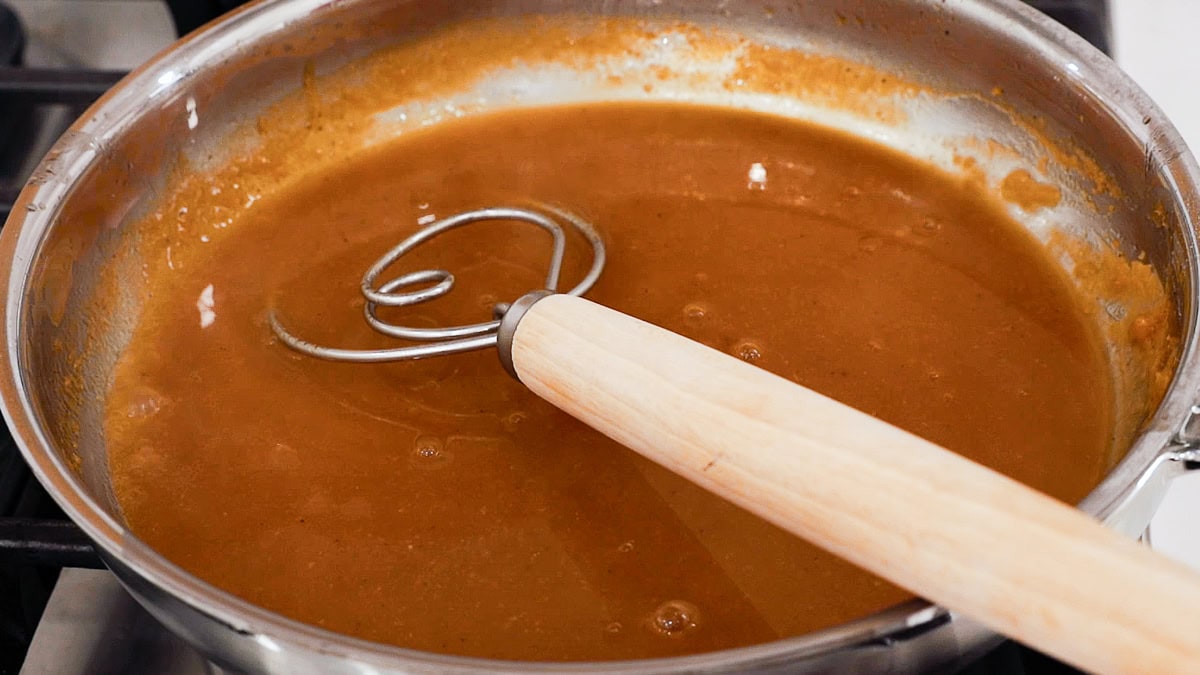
[270,206,605,363]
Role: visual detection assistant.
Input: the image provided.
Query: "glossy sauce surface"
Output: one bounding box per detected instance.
[106,104,1113,661]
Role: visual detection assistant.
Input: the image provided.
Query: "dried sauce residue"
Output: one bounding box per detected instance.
[1000,169,1062,212]
[723,42,922,124]
[134,16,927,286]
[982,96,1123,205]
[1048,231,1179,456]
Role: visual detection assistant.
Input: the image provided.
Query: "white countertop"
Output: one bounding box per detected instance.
[1114,0,1200,569]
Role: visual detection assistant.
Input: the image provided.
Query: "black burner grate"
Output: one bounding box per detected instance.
[0,67,123,224]
[1026,0,1111,53]
[0,8,112,670]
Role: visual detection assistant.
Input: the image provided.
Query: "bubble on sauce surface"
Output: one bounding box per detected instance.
[733,340,762,363]
[196,283,216,328]
[1103,300,1128,321]
[605,622,623,634]
[683,302,707,322]
[617,540,635,553]
[651,600,699,636]
[410,435,451,468]
[746,162,767,190]
[478,293,499,311]
[125,387,167,418]
[917,218,942,237]
[503,412,527,433]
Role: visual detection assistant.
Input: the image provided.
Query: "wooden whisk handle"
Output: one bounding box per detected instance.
[499,292,1200,675]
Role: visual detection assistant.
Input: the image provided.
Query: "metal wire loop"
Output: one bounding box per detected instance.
[270,205,605,363]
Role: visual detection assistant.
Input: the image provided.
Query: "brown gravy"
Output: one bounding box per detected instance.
[105,103,1114,661]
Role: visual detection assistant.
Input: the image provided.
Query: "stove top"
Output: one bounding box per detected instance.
[0,2,1114,673]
